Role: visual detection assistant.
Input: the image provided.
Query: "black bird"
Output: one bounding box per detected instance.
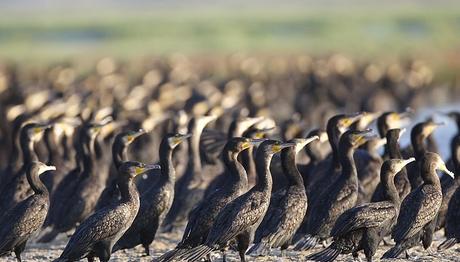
[178,140,294,262]
[299,129,328,193]
[162,115,217,230]
[438,136,460,250]
[371,128,411,202]
[112,133,191,256]
[302,113,362,205]
[405,120,443,189]
[40,122,88,235]
[0,123,51,212]
[294,129,373,251]
[356,136,386,204]
[95,129,146,210]
[0,161,55,262]
[382,152,454,259]
[40,122,107,242]
[306,158,414,262]
[54,161,160,262]
[436,113,460,231]
[248,136,319,257]
[156,137,258,262]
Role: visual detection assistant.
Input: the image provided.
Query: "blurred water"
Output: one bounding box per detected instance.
[399,103,460,160]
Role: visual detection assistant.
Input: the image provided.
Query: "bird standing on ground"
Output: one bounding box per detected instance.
[0,161,55,262]
[54,161,160,262]
[382,152,454,259]
[248,136,319,257]
[113,133,191,256]
[307,158,414,262]
[178,140,294,262]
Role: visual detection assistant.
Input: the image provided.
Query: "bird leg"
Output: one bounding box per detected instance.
[143,244,150,256]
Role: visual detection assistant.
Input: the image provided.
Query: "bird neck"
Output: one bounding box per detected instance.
[254,151,273,191]
[451,136,460,176]
[159,144,175,184]
[387,135,402,159]
[421,162,441,187]
[189,131,202,178]
[305,142,321,164]
[411,132,427,159]
[20,136,38,165]
[281,147,304,186]
[27,170,49,195]
[82,136,97,176]
[328,126,342,169]
[113,141,128,170]
[118,177,140,205]
[224,150,248,187]
[339,143,358,181]
[383,174,400,206]
[240,147,255,183]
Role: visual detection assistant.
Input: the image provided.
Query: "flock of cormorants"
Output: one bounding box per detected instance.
[0,57,458,262]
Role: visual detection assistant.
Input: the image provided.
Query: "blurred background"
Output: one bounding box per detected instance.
[1,0,460,79]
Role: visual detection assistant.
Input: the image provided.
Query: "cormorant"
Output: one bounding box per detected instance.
[406,120,443,189]
[382,152,454,259]
[177,140,294,262]
[54,161,160,262]
[438,138,460,250]
[0,123,51,212]
[156,137,259,262]
[294,129,373,251]
[40,122,107,242]
[162,115,217,230]
[436,113,460,231]
[248,136,319,256]
[299,129,328,192]
[0,161,55,262]
[356,136,386,204]
[306,158,414,262]
[371,128,411,201]
[112,133,191,256]
[95,129,146,210]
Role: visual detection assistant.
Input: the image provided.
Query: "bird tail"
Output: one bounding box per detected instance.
[306,245,341,262]
[38,228,59,243]
[438,238,457,251]
[177,245,213,262]
[246,242,270,256]
[381,244,405,259]
[154,248,187,262]
[294,234,319,251]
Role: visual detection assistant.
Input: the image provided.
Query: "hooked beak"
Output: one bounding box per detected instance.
[423,121,444,137]
[128,129,147,142]
[440,163,455,179]
[295,136,320,154]
[135,164,161,176]
[254,127,275,139]
[38,164,56,175]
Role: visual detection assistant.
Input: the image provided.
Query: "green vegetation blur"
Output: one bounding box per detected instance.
[0,1,459,78]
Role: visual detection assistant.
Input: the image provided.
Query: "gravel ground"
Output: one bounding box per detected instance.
[3,229,460,261]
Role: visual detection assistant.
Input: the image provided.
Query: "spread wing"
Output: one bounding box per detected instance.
[392,185,441,242]
[331,201,396,237]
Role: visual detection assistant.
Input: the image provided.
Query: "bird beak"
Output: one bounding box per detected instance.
[135,164,161,176]
[175,133,192,145]
[128,129,147,143]
[344,112,364,127]
[400,157,416,169]
[295,136,320,154]
[440,163,455,179]
[272,142,296,153]
[423,122,444,137]
[399,128,406,139]
[254,127,275,139]
[249,138,267,146]
[354,129,376,146]
[38,164,56,175]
